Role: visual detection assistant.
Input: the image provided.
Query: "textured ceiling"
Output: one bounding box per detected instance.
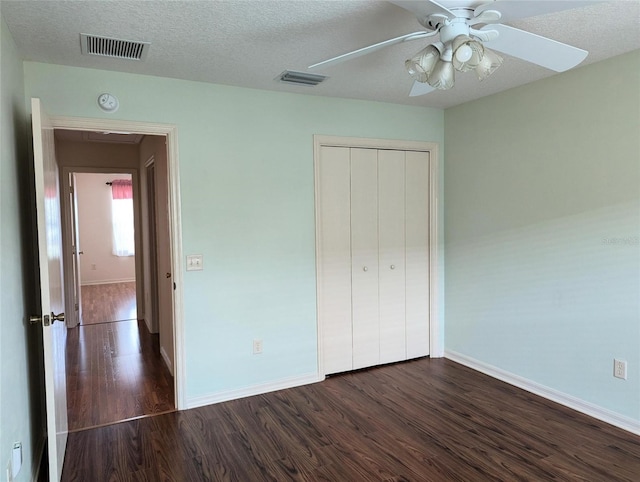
[2,0,639,109]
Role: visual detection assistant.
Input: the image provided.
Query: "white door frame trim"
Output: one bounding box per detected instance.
[313,135,441,378]
[51,115,186,410]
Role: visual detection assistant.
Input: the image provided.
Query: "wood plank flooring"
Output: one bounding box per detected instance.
[81,281,137,325]
[61,358,640,481]
[66,319,175,431]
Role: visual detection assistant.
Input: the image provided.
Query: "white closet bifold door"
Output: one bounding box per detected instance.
[317,142,432,375]
[378,150,407,364]
[405,150,430,358]
[350,148,380,369]
[317,146,353,374]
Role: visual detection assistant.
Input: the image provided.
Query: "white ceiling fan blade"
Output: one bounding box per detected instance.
[409,81,436,97]
[476,1,601,23]
[482,24,588,72]
[309,31,434,70]
[390,0,456,26]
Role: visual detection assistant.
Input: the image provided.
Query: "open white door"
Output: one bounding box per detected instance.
[30,98,68,481]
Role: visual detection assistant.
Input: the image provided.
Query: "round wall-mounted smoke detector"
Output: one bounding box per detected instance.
[97,93,119,113]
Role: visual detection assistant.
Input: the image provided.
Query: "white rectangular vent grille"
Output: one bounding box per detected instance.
[277,70,327,86]
[80,33,150,61]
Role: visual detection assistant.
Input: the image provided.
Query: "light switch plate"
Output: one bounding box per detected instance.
[186,254,203,271]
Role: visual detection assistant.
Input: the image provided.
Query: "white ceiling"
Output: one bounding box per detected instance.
[2,0,639,109]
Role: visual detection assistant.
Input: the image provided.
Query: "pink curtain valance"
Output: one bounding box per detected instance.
[111,179,133,200]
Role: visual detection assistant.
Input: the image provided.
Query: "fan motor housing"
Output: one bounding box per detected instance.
[439,19,472,43]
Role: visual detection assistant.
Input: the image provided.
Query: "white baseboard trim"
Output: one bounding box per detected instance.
[445,350,640,436]
[143,317,155,334]
[31,433,46,482]
[81,278,136,286]
[160,346,174,377]
[186,373,324,410]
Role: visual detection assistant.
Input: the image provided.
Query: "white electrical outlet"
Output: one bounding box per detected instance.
[11,442,21,480]
[614,359,627,380]
[253,339,263,355]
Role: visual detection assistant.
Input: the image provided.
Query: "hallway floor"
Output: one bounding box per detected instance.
[67,283,174,431]
[80,281,137,325]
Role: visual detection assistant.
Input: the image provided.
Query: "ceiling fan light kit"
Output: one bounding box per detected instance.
[308,1,596,97]
[405,15,505,90]
[427,57,455,90]
[406,32,502,90]
[405,44,442,83]
[452,35,484,71]
[475,48,504,80]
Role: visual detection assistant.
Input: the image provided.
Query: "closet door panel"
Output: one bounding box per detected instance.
[351,148,380,369]
[405,151,430,358]
[378,150,406,364]
[318,146,353,374]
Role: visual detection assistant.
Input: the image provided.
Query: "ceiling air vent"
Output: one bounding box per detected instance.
[277,70,327,86]
[80,33,150,61]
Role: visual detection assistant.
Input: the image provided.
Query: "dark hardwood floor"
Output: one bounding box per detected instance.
[80,281,137,325]
[61,358,640,481]
[66,318,175,431]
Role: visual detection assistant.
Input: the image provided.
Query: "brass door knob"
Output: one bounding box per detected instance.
[29,313,62,326]
[51,312,65,323]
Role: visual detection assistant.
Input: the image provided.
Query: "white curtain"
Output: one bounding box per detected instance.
[111,179,135,257]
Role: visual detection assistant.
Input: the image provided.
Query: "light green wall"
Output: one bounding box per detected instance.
[444,50,640,421]
[23,62,444,400]
[0,14,43,482]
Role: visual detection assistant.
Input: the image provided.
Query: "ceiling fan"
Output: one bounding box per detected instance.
[308,0,597,96]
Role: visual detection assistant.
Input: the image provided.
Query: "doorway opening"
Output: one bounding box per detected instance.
[56,129,177,431]
[73,172,138,326]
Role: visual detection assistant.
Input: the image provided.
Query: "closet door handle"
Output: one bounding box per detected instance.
[390,265,395,270]
[363,266,368,272]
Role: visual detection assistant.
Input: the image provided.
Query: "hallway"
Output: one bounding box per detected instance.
[66,283,174,431]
